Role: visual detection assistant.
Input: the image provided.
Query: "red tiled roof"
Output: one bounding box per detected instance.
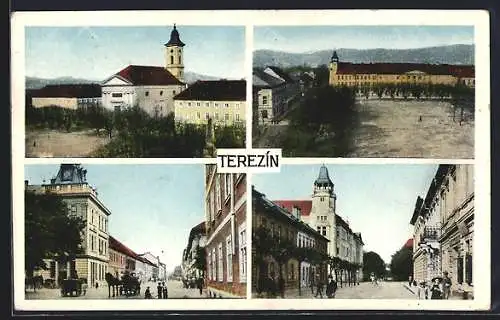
[337,62,474,78]
[31,84,101,98]
[114,65,184,86]
[404,238,414,249]
[274,200,312,216]
[109,236,140,260]
[173,80,246,101]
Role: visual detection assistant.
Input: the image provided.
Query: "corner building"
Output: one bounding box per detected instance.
[204,165,247,297]
[27,164,111,287]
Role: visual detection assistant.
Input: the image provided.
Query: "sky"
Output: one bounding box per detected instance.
[25,26,245,80]
[24,164,206,274]
[254,26,474,52]
[252,164,439,264]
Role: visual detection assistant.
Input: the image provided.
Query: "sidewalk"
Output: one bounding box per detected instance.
[402,283,468,300]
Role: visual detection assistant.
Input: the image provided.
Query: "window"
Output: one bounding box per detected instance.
[317,226,321,233]
[261,110,268,119]
[226,236,233,282]
[160,90,163,96]
[225,103,229,107]
[178,55,182,64]
[215,175,221,212]
[215,113,219,120]
[218,243,223,281]
[170,55,174,64]
[208,251,212,280]
[173,90,176,95]
[457,256,464,284]
[188,102,192,106]
[322,226,327,236]
[205,102,209,107]
[239,223,247,282]
[320,197,324,202]
[197,112,201,119]
[225,114,229,121]
[197,102,201,106]
[215,103,219,107]
[112,93,122,98]
[235,114,240,121]
[224,174,231,199]
[145,91,149,97]
[206,112,210,120]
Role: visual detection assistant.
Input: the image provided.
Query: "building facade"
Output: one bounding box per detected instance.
[274,165,364,283]
[253,66,300,124]
[410,164,474,298]
[101,25,187,116]
[181,222,207,283]
[204,165,247,297]
[31,84,102,109]
[328,51,475,89]
[174,80,246,126]
[28,164,111,288]
[138,252,161,281]
[252,187,329,295]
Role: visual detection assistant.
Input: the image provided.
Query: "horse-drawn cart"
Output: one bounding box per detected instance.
[60,279,86,297]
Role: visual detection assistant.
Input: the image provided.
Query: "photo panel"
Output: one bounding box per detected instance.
[23,25,246,158]
[251,163,476,300]
[252,25,475,158]
[21,163,247,303]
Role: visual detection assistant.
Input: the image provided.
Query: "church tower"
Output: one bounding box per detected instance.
[165,24,186,82]
[328,50,339,86]
[310,165,337,258]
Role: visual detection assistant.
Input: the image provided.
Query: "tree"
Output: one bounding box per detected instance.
[390,246,413,281]
[25,190,86,283]
[362,251,386,281]
[193,246,207,278]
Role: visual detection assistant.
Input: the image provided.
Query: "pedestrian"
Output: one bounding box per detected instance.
[314,273,323,298]
[309,270,315,294]
[430,278,444,299]
[417,281,428,300]
[162,282,168,299]
[197,277,203,296]
[144,286,152,299]
[408,276,413,287]
[278,275,285,298]
[442,271,452,299]
[326,277,337,299]
[268,272,277,298]
[95,281,99,289]
[157,282,162,299]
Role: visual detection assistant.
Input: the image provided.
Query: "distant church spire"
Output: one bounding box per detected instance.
[331,50,339,63]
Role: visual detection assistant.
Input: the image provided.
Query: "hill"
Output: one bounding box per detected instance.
[253,44,474,68]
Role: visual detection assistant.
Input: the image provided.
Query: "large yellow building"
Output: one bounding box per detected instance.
[328,51,475,88]
[174,80,246,126]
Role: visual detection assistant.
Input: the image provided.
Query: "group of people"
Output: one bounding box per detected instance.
[144,282,168,299]
[260,272,339,299]
[412,271,453,300]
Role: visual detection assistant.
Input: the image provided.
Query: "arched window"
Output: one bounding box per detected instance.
[170,56,174,64]
[178,54,182,64]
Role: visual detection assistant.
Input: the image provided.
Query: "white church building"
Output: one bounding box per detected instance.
[100,25,187,117]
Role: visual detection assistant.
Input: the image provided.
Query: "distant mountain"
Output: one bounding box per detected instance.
[26,76,100,90]
[184,72,222,84]
[253,44,475,68]
[26,72,223,89]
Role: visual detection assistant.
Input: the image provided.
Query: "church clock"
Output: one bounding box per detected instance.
[62,168,72,181]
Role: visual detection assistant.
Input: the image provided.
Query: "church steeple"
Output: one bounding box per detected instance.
[330,50,339,63]
[165,24,185,82]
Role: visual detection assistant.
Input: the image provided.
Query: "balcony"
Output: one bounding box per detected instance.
[418,226,440,246]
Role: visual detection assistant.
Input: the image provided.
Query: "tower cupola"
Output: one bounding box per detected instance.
[164,24,185,82]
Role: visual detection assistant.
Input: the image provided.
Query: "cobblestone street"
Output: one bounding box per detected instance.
[25,280,210,300]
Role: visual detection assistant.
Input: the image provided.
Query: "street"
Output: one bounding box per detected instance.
[254,281,417,299]
[25,280,209,300]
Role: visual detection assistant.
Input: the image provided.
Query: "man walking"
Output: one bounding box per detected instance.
[157,282,163,299]
[442,271,452,299]
[314,273,323,298]
[326,276,337,298]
